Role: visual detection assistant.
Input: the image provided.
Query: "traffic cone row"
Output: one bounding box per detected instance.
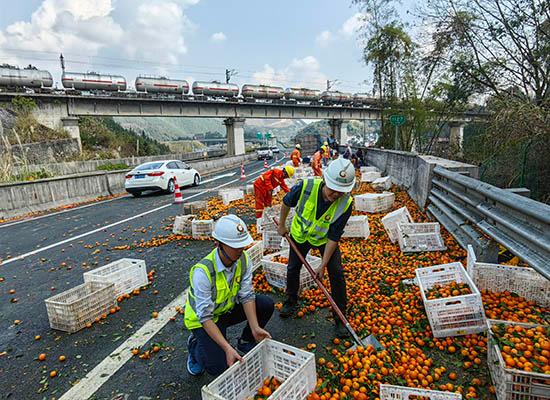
[240,161,246,181]
[173,178,183,204]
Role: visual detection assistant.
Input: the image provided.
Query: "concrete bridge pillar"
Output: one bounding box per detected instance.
[223,117,246,156]
[33,100,82,153]
[328,119,348,146]
[449,122,465,157]
[61,117,82,151]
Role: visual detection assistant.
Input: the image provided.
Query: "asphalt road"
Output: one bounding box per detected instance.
[0,157,329,400]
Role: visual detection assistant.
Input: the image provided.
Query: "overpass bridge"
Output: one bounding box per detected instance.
[0,92,486,155]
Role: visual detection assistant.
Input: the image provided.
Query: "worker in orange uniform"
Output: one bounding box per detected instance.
[290,144,301,167]
[311,147,324,177]
[254,166,295,219]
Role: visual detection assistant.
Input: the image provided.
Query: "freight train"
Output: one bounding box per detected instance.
[0,64,377,106]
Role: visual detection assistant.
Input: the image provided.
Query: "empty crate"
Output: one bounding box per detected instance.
[343,215,370,239]
[262,229,283,250]
[360,166,379,173]
[381,207,413,243]
[261,250,322,292]
[416,262,486,337]
[360,171,382,182]
[246,240,265,272]
[355,192,395,213]
[173,215,195,235]
[219,188,244,205]
[397,222,446,252]
[192,219,215,239]
[83,258,148,297]
[371,176,392,190]
[201,339,316,400]
[184,200,207,214]
[45,281,116,333]
[380,384,461,400]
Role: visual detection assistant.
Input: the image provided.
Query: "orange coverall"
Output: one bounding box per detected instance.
[254,168,290,218]
[290,149,301,167]
[311,151,323,176]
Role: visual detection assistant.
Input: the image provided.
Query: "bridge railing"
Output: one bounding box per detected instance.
[428,165,550,280]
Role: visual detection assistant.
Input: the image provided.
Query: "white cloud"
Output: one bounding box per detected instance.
[252,56,327,89]
[211,32,227,43]
[340,13,363,37]
[315,30,334,46]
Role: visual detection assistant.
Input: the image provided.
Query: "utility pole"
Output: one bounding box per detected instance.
[326,79,339,91]
[59,53,65,72]
[225,69,237,84]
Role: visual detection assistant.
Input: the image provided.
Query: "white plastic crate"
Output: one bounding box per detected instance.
[219,188,244,205]
[371,176,392,190]
[466,245,550,308]
[261,206,295,231]
[342,215,370,239]
[83,258,148,297]
[245,184,254,195]
[172,215,195,235]
[246,240,264,272]
[202,339,316,400]
[262,229,283,250]
[381,207,413,243]
[397,222,446,252]
[183,200,207,214]
[360,166,379,173]
[361,171,382,182]
[261,249,322,292]
[487,320,550,400]
[380,384,462,400]
[45,281,116,333]
[192,219,215,239]
[355,192,395,213]
[416,262,486,338]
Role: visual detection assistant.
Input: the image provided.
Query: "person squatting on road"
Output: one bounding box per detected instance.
[291,144,302,167]
[185,214,274,376]
[277,157,355,338]
[311,147,324,177]
[253,166,295,219]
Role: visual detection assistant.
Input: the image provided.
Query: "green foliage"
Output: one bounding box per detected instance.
[79,117,169,158]
[13,168,53,182]
[11,97,36,115]
[96,163,130,171]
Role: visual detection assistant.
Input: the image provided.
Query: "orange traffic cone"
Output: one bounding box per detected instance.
[240,161,246,181]
[173,178,183,204]
[263,159,269,169]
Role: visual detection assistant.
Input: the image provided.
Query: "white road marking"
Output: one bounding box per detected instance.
[0,164,268,266]
[59,290,188,400]
[201,172,236,184]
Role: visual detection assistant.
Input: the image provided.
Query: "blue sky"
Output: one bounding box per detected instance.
[0,0,417,93]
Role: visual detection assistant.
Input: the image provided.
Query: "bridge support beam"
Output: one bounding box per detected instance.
[33,100,82,153]
[328,119,348,146]
[223,117,246,156]
[449,123,464,157]
[61,117,82,151]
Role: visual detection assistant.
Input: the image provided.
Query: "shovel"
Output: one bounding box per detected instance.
[273,218,382,351]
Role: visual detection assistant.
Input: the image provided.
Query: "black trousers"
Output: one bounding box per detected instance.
[191,294,274,376]
[285,237,347,319]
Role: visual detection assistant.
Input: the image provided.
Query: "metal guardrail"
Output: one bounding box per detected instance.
[427,165,550,280]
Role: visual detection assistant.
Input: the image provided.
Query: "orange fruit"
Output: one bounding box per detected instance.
[38,353,46,361]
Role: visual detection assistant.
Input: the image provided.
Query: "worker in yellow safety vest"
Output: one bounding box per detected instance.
[185,214,274,376]
[277,158,355,338]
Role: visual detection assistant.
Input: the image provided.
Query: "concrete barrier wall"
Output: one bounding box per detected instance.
[365,148,479,209]
[0,153,254,219]
[12,149,227,176]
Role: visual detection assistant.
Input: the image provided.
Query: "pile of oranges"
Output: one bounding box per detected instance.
[490,323,550,374]
[481,290,548,324]
[252,377,282,399]
[425,282,472,299]
[272,255,289,264]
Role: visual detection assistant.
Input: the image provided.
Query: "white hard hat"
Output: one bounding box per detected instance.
[323,157,355,193]
[212,214,253,248]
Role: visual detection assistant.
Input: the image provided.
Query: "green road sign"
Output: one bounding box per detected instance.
[265,132,272,139]
[389,114,406,126]
[256,132,263,139]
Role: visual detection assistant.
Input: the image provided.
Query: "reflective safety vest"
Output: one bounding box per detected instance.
[184,249,248,330]
[291,178,352,246]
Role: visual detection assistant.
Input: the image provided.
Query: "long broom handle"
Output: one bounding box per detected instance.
[273,218,363,345]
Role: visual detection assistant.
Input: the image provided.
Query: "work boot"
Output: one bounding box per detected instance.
[334,322,351,339]
[186,334,204,376]
[279,299,298,318]
[237,337,257,354]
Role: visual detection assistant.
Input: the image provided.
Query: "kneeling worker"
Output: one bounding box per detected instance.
[253,166,295,219]
[277,158,355,338]
[185,214,274,376]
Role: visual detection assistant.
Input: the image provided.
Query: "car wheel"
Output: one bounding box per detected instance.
[129,191,142,197]
[166,179,175,194]
[193,174,200,186]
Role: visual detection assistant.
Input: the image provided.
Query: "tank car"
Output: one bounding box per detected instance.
[192,81,239,97]
[241,84,285,100]
[62,72,126,91]
[0,66,53,89]
[352,93,375,104]
[284,87,321,102]
[320,90,353,104]
[135,77,189,94]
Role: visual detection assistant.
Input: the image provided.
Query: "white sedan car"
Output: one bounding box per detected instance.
[125,160,201,197]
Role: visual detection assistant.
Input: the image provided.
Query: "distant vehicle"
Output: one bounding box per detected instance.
[256,147,273,160]
[270,146,280,154]
[124,160,200,197]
